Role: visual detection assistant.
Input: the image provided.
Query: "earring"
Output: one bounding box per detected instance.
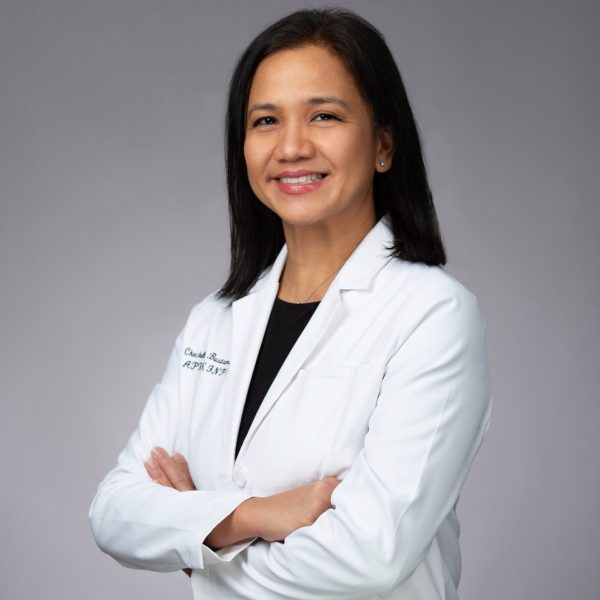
[379,160,385,167]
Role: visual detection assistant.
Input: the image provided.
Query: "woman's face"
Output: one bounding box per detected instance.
[243,44,391,231]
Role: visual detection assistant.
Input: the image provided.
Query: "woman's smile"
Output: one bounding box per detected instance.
[273,170,330,195]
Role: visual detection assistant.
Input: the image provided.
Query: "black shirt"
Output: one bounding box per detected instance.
[234,297,320,459]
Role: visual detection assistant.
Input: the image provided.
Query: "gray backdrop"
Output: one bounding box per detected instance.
[1,1,598,599]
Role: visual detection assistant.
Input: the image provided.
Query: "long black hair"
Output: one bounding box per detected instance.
[217,7,446,301]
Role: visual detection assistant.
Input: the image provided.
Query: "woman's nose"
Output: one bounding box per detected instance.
[274,122,315,161]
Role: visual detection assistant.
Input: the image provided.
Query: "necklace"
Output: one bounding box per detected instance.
[285,260,346,304]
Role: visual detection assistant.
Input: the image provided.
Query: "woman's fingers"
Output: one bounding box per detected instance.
[172,453,196,491]
[172,452,189,471]
[144,457,173,488]
[149,447,196,491]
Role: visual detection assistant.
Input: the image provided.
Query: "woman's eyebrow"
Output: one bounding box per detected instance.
[247,102,276,118]
[306,96,350,110]
[247,96,350,118]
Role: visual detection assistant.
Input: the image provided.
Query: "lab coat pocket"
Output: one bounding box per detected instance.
[300,365,357,379]
[296,365,361,423]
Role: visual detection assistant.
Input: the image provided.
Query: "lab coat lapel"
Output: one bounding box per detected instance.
[235,280,345,462]
[224,249,286,469]
[233,216,395,463]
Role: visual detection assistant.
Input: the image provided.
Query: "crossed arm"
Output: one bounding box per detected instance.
[143,446,340,577]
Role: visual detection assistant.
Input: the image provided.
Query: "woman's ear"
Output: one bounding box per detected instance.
[375,125,394,172]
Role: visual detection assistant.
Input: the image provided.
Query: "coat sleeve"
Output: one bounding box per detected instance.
[206,282,492,598]
[88,313,255,572]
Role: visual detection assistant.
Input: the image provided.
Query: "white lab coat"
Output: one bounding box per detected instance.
[89,216,492,599]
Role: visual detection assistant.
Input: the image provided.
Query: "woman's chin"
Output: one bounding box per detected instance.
[273,206,334,229]
[279,214,337,231]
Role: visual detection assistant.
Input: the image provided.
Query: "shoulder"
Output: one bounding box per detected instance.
[175,289,232,341]
[187,289,229,318]
[382,260,486,348]
[386,259,477,303]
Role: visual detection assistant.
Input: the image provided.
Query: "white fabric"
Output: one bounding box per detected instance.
[89,217,492,599]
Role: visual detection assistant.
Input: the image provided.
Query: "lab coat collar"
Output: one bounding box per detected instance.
[247,215,395,295]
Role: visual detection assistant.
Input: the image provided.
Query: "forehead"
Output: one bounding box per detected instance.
[247,45,362,106]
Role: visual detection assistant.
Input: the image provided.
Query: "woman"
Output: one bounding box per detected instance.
[89,8,491,599]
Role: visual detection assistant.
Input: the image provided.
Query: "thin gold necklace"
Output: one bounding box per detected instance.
[285,260,346,304]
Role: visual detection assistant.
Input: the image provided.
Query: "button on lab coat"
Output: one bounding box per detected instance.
[89,217,492,599]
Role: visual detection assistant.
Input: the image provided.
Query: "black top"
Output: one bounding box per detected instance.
[234,297,320,459]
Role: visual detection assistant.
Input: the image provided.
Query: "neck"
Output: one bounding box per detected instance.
[277,212,377,303]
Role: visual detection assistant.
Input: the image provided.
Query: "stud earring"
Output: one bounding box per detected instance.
[379,160,385,167]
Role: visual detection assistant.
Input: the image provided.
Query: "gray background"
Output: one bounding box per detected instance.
[1,1,598,599]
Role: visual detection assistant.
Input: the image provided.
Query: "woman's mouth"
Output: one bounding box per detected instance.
[274,173,329,194]
[279,173,325,184]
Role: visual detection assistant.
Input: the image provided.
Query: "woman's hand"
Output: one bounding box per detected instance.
[237,477,342,543]
[144,447,196,491]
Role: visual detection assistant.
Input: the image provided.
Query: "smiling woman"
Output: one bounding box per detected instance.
[243,44,391,240]
[89,7,491,599]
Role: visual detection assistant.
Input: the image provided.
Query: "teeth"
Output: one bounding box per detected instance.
[279,173,324,184]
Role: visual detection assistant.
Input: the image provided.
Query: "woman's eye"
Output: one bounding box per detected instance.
[313,113,338,122]
[252,116,277,127]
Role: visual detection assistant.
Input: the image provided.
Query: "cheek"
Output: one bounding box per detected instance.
[331,136,376,187]
[243,140,269,206]
[243,138,270,187]
[329,129,376,166]
[355,134,378,178]
[243,139,255,179]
